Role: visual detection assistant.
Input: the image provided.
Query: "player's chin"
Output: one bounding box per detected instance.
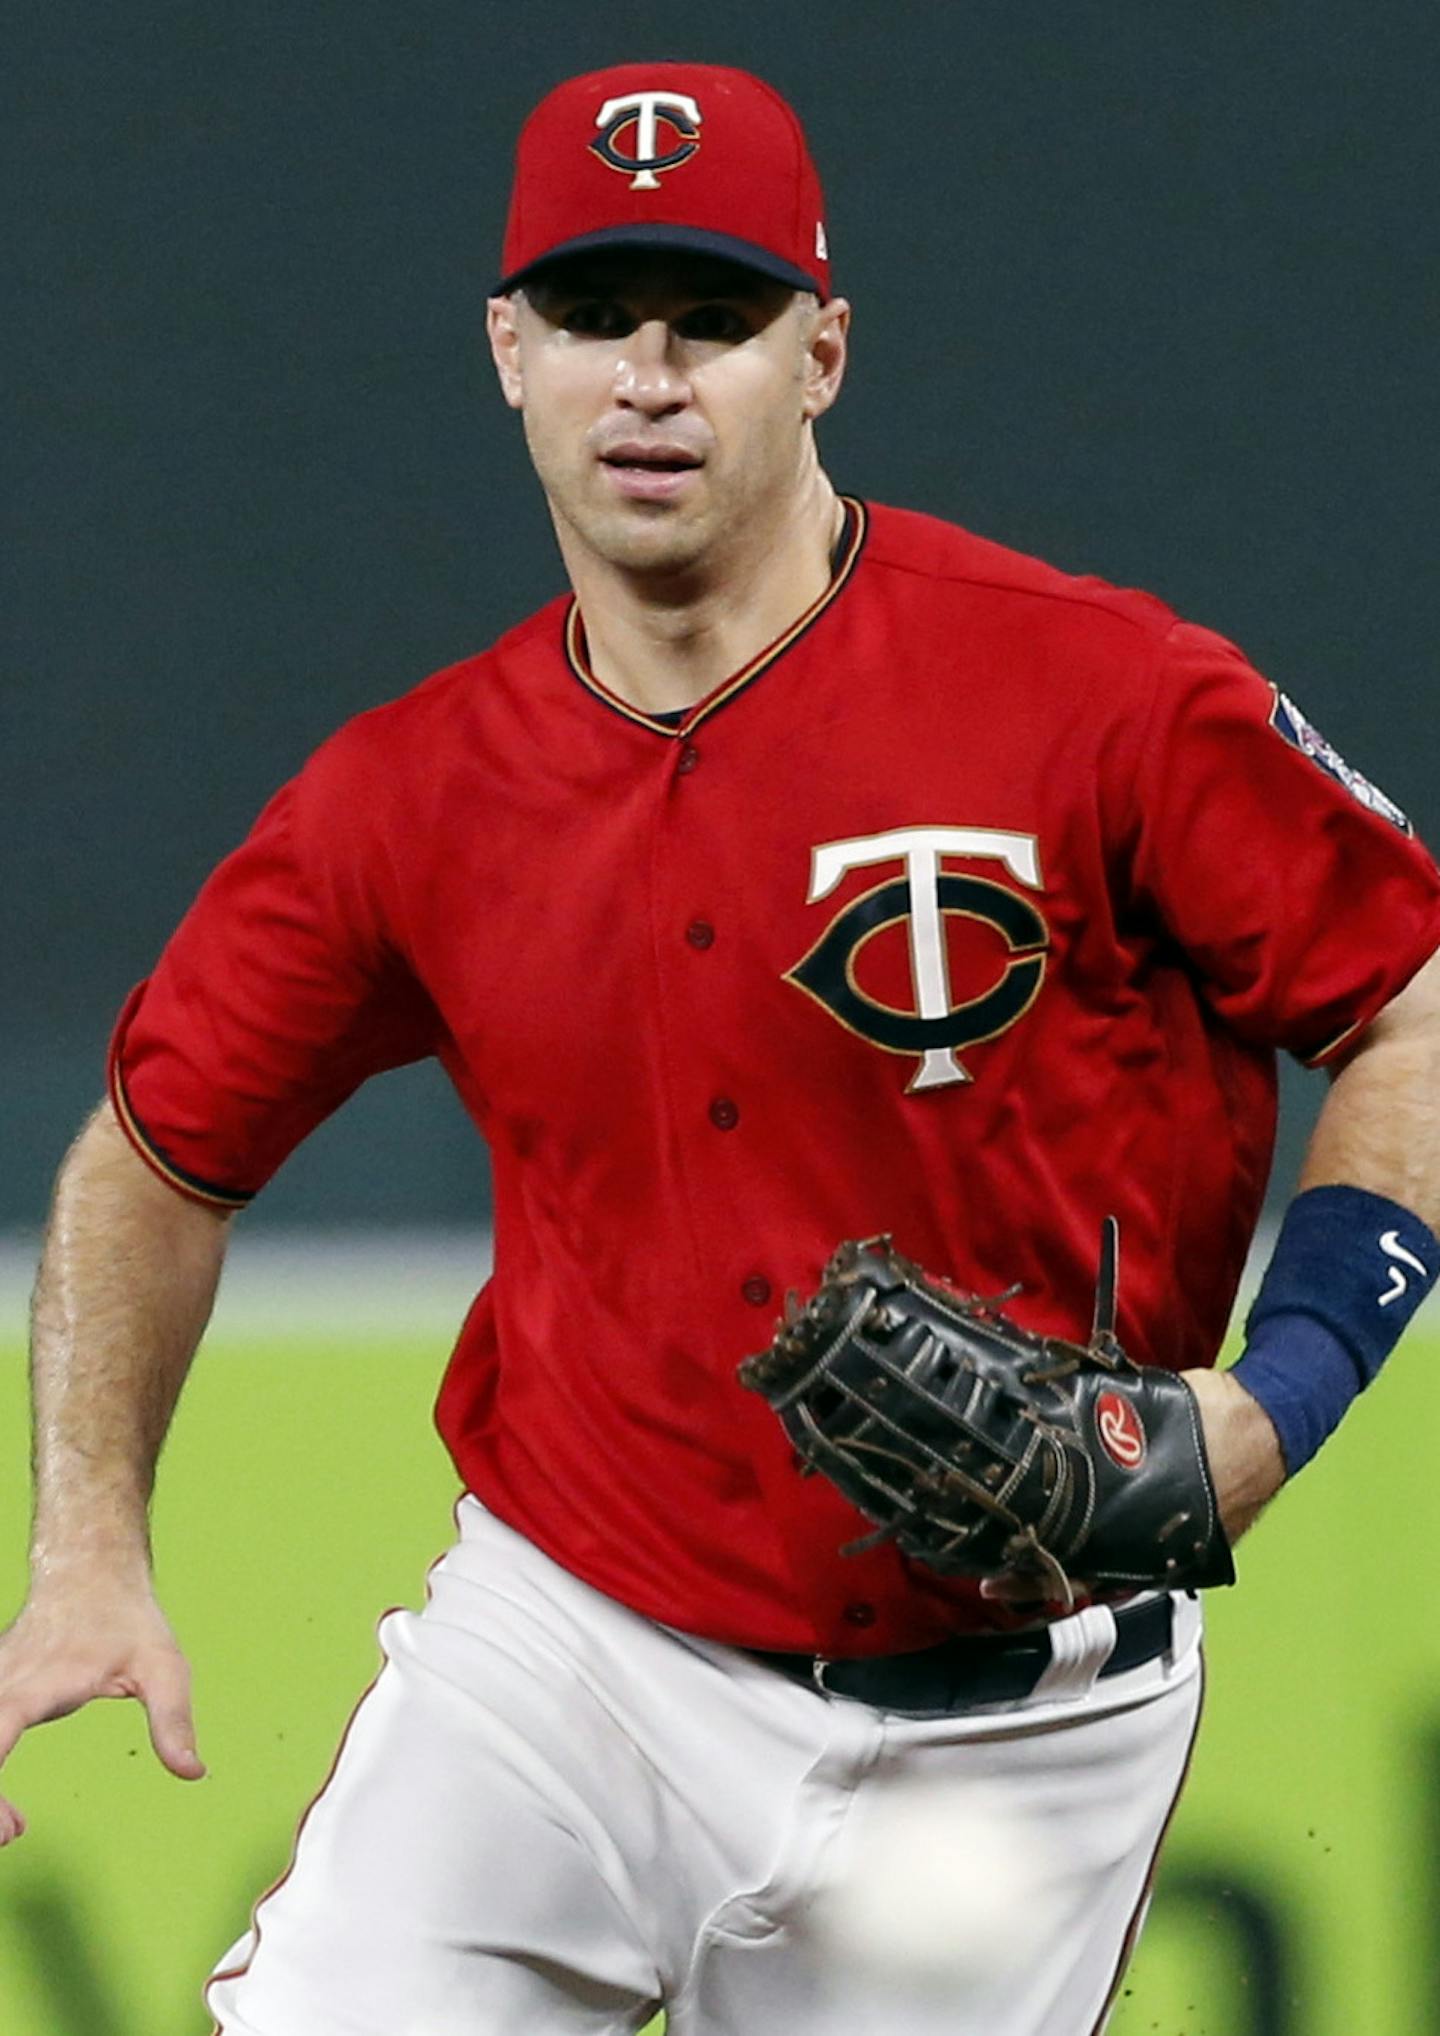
[587,503,713,575]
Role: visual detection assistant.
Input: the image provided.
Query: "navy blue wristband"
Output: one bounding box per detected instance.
[1230,1317,1366,1474]
[1230,1185,1438,1474]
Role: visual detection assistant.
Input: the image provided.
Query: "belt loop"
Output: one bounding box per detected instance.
[1030,1603,1117,1702]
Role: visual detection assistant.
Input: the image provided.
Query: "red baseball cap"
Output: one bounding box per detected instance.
[496,62,831,300]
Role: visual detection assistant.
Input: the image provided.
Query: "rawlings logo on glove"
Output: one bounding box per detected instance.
[738,1221,1234,1608]
[1096,1393,1146,1469]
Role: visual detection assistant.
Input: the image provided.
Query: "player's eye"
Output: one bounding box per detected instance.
[673,303,754,344]
[558,299,637,339]
[550,297,757,345]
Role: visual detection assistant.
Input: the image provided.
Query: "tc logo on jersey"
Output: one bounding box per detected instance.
[591,91,703,190]
[785,826,1050,1091]
[1269,688,1412,835]
[1095,1392,1146,1470]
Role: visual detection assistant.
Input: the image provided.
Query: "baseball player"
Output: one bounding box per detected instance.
[3,60,1439,2036]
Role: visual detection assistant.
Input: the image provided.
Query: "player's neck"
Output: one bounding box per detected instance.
[559,471,843,717]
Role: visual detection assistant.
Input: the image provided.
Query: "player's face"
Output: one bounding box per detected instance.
[487,251,849,577]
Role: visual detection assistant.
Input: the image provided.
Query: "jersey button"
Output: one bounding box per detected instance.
[708,1096,740,1131]
[740,1274,772,1307]
[842,1601,877,1629]
[685,919,715,950]
[676,741,700,774]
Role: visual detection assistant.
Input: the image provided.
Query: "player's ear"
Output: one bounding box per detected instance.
[801,296,850,423]
[487,295,526,410]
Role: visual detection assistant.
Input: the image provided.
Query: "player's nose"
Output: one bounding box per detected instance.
[612,319,693,414]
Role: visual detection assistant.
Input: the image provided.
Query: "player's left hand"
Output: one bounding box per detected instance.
[978,1368,1286,1610]
[743,1231,1240,1609]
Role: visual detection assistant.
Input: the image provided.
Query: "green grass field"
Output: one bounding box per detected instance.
[1,1318,1438,2035]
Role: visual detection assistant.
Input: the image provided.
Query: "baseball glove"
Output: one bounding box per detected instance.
[738,1222,1234,1607]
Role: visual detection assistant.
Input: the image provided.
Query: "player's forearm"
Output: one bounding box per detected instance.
[1299,947,1440,1226]
[28,1102,231,1581]
[1215,948,1440,1500]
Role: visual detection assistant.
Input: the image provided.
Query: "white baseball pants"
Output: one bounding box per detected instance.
[207,1497,1203,2036]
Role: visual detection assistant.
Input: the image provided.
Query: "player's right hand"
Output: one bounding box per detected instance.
[0,1575,205,1844]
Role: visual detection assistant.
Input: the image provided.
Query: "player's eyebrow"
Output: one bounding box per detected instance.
[522,258,792,318]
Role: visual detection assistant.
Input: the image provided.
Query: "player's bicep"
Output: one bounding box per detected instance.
[110,775,441,1207]
[1125,622,1440,1062]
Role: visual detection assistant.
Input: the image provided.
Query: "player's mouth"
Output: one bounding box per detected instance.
[598,442,705,503]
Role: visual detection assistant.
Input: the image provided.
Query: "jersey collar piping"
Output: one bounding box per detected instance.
[562,496,868,737]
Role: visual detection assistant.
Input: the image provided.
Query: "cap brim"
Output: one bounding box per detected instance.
[494,224,826,299]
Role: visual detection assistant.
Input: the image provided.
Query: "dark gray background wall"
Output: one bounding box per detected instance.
[8,1,1437,1231]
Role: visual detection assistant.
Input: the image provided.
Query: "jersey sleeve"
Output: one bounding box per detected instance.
[1122,619,1440,1064]
[108,737,443,1208]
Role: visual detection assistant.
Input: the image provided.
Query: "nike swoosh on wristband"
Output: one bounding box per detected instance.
[1378,1230,1428,1307]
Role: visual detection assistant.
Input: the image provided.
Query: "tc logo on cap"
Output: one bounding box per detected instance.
[591,90,703,190]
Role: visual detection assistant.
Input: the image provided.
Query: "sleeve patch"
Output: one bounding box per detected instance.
[1269,688,1413,836]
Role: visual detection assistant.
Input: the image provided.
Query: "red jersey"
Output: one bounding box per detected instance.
[109,500,1440,1652]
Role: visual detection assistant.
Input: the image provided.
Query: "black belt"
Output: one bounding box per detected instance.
[749,1595,1175,1716]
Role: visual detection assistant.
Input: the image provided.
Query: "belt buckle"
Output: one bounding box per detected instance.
[811,1654,832,1695]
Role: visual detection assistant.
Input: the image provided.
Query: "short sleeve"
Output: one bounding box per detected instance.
[108,744,442,1207]
[1125,620,1440,1063]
